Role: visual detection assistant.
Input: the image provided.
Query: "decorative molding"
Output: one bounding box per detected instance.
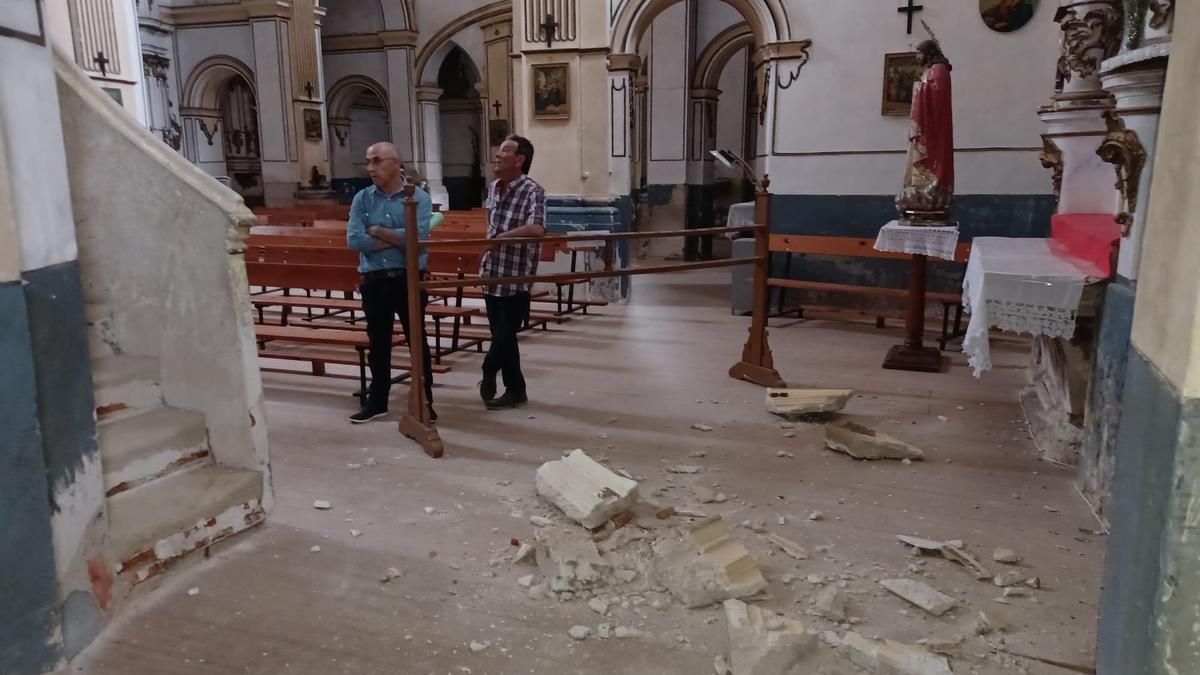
[524,0,578,45]
[380,30,418,47]
[753,39,811,66]
[757,63,770,126]
[689,88,721,101]
[1039,134,1064,199]
[775,64,802,90]
[244,0,291,20]
[608,53,641,73]
[162,0,289,26]
[1096,110,1147,236]
[1054,2,1124,83]
[416,86,444,103]
[1147,0,1174,28]
[322,33,383,53]
[198,118,219,145]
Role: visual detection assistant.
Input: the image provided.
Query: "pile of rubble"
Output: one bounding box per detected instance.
[502,447,1057,675]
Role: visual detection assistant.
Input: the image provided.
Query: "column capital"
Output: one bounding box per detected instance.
[607,53,642,73]
[480,19,511,42]
[416,86,443,103]
[244,0,291,20]
[752,39,812,66]
[380,30,418,48]
[690,88,721,102]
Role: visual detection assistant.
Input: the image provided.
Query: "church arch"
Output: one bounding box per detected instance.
[326,75,389,120]
[693,22,754,90]
[181,56,257,111]
[413,1,509,85]
[321,0,386,36]
[611,0,790,54]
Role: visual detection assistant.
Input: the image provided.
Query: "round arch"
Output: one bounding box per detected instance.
[413,0,508,85]
[693,22,755,91]
[611,0,790,54]
[181,55,257,110]
[326,74,390,119]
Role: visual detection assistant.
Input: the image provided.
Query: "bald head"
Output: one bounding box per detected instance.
[365,141,404,192]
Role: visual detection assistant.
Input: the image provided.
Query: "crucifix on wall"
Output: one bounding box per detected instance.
[492,99,503,117]
[897,0,924,34]
[93,51,111,77]
[540,12,559,48]
[304,81,315,99]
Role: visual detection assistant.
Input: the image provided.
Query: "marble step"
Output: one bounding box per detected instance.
[91,355,161,420]
[107,465,264,572]
[98,406,209,496]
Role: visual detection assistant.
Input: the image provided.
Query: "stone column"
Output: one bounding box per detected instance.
[474,81,495,184]
[607,53,639,200]
[416,86,448,210]
[247,3,298,205]
[180,106,226,177]
[382,30,419,166]
[685,87,719,259]
[481,17,512,171]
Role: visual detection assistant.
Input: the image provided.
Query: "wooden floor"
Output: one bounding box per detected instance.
[72,269,1104,675]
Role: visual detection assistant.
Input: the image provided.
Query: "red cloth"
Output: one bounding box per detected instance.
[910,63,955,194]
[1051,213,1121,276]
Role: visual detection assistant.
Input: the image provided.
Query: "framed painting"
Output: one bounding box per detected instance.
[980,0,1038,33]
[532,63,569,120]
[881,52,923,117]
[303,108,322,141]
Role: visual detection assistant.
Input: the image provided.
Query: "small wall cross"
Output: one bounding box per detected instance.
[897,0,924,35]
[540,13,559,48]
[93,51,111,77]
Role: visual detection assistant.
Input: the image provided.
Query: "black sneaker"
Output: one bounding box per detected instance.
[428,406,438,423]
[479,375,497,402]
[485,391,528,410]
[349,404,389,423]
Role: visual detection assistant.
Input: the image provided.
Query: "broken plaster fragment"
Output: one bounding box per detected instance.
[824,421,924,461]
[652,517,767,608]
[667,465,704,474]
[535,526,611,592]
[992,547,1022,564]
[568,625,591,640]
[764,533,808,561]
[765,388,853,418]
[692,423,715,432]
[313,500,332,510]
[879,578,957,616]
[723,599,820,675]
[535,449,638,529]
[842,632,953,675]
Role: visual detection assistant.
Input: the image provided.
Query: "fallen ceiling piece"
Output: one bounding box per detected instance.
[535,449,638,529]
[653,517,767,608]
[824,420,924,461]
[723,599,820,675]
[765,388,853,418]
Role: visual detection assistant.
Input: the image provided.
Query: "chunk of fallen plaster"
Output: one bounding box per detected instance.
[764,533,808,561]
[992,547,1021,564]
[588,598,610,615]
[568,625,591,640]
[824,421,924,461]
[841,632,953,675]
[652,517,767,608]
[723,599,819,675]
[878,579,957,616]
[313,500,332,510]
[765,388,853,418]
[814,586,847,622]
[535,449,639,529]
[994,570,1029,587]
[535,526,612,592]
[667,465,704,474]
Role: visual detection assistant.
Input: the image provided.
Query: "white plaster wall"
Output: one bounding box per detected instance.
[765,0,1059,195]
[440,109,477,177]
[321,0,386,35]
[0,42,79,271]
[419,30,486,86]
[647,2,688,185]
[715,45,747,157]
[0,127,18,283]
[415,0,493,54]
[696,0,744,55]
[324,52,389,96]
[175,25,256,96]
[349,106,390,171]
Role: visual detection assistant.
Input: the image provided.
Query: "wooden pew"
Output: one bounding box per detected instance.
[766,234,971,351]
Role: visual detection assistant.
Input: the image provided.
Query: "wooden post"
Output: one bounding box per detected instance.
[881,251,942,373]
[729,174,786,388]
[396,180,445,458]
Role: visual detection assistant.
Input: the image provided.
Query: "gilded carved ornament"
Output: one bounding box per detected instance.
[1054,1,1124,83]
[1039,135,1064,200]
[1095,110,1146,237]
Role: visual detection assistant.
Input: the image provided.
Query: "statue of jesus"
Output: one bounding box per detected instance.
[896,39,954,223]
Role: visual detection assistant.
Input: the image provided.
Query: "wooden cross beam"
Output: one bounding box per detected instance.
[897,0,924,35]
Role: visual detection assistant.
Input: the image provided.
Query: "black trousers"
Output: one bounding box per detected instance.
[483,292,531,394]
[360,272,433,408]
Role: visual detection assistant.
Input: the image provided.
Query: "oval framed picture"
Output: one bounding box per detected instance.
[979,0,1038,33]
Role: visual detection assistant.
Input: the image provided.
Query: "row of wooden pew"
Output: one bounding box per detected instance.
[245,208,607,398]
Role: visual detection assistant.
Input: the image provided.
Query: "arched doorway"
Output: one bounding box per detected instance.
[326,77,390,198]
[437,46,484,210]
[219,75,263,206]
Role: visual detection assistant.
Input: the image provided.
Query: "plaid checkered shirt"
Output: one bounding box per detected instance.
[480,174,545,296]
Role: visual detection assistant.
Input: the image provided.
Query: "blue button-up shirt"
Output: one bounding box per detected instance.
[346,184,432,273]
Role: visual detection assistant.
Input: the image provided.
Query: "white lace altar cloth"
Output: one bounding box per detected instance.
[874,221,960,260]
[962,237,1104,377]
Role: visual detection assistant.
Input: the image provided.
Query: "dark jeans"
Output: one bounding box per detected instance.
[360,272,433,408]
[483,292,531,395]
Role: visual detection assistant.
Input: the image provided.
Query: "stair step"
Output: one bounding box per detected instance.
[107,465,264,568]
[92,355,161,418]
[99,407,209,495]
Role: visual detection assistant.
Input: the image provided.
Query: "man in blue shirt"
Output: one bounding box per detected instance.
[346,142,436,423]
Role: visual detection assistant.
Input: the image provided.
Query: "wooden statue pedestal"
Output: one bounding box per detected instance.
[882,343,942,373]
[880,250,945,373]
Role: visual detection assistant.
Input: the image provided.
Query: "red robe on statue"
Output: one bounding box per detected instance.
[900,62,954,216]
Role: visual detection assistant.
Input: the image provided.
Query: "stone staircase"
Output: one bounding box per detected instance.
[91,353,264,582]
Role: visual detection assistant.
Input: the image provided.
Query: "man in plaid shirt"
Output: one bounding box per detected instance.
[479,135,546,409]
